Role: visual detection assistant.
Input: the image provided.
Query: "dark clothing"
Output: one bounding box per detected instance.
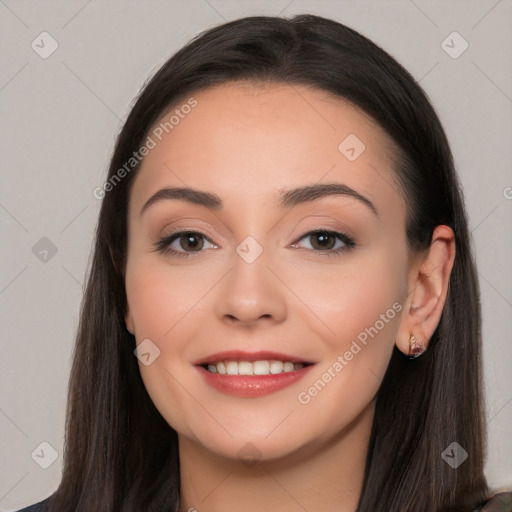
[14,490,512,511]
[14,497,48,512]
[474,491,512,511]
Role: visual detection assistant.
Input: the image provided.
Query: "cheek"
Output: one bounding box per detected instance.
[125,257,208,343]
[289,249,405,424]
[290,248,406,354]
[125,258,221,434]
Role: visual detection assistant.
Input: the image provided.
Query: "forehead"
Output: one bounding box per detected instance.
[129,81,403,217]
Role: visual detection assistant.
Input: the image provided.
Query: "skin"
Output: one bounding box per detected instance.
[124,82,455,512]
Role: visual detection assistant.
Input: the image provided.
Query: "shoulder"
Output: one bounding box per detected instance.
[12,496,50,512]
[476,490,512,511]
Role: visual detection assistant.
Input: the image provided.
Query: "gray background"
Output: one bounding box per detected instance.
[1,0,511,509]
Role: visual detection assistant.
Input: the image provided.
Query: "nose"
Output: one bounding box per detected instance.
[213,247,288,328]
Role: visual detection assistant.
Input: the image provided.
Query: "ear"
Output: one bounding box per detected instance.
[125,309,135,335]
[396,225,456,356]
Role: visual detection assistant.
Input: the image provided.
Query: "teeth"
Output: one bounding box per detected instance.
[238,361,253,375]
[253,361,270,375]
[269,360,283,374]
[226,361,238,375]
[204,359,306,375]
[284,362,295,372]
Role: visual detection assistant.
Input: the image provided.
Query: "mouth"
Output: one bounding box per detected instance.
[199,360,313,375]
[194,350,315,397]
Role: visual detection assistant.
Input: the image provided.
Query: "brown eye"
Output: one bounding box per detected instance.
[156,230,217,257]
[308,231,338,250]
[177,232,204,251]
[293,229,356,256]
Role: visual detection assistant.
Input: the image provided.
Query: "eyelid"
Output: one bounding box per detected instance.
[289,215,356,239]
[158,221,219,243]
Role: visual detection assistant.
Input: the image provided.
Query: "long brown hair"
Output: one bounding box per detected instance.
[45,14,489,511]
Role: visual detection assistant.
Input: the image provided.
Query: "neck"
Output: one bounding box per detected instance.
[177,399,374,512]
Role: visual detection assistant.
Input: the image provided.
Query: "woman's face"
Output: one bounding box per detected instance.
[124,81,413,461]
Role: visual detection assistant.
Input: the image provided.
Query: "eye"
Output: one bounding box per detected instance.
[155,230,217,257]
[292,229,356,256]
[155,228,356,258]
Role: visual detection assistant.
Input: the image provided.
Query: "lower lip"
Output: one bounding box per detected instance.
[196,364,314,398]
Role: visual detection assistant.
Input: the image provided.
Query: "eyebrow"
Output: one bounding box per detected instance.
[139,182,379,219]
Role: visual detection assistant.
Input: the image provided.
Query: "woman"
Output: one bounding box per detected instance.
[15,14,511,512]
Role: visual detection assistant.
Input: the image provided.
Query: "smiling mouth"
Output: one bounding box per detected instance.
[195,352,315,397]
[200,360,313,376]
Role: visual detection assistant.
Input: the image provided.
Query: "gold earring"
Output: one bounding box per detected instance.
[408,334,426,359]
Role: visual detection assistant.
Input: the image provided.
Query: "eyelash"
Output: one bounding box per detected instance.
[155,228,356,258]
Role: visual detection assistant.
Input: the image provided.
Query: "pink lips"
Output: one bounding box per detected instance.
[194,350,315,398]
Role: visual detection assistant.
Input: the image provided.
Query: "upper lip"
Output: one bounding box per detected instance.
[193,350,314,366]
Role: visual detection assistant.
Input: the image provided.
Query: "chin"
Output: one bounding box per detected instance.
[176,412,324,464]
